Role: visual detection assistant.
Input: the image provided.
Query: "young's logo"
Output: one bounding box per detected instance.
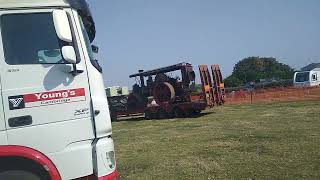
[8,88,85,110]
[10,98,23,107]
[8,95,25,110]
[24,89,80,102]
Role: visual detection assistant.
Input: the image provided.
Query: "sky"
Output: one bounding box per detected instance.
[87,0,320,87]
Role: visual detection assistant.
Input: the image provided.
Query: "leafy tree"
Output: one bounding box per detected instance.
[224,75,243,87]
[225,57,294,87]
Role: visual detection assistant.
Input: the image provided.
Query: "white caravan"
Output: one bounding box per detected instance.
[294,68,320,87]
[0,0,118,179]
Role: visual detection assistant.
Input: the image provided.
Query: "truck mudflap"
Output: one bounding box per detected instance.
[92,136,117,178]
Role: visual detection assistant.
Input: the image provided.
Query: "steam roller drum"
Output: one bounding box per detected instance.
[153,82,175,103]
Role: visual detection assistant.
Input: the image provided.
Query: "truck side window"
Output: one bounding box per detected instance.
[78,15,102,73]
[1,13,65,65]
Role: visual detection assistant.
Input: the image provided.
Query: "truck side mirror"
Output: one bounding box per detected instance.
[53,10,73,43]
[62,46,76,64]
[91,45,99,53]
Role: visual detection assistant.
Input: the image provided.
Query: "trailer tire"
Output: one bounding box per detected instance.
[110,111,117,122]
[157,109,168,119]
[167,110,175,119]
[173,108,185,118]
[184,109,192,117]
[193,110,201,116]
[145,110,154,120]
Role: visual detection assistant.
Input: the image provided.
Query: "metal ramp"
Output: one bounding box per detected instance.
[198,65,215,107]
[211,64,225,105]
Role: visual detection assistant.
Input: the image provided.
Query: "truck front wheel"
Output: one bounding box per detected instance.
[0,169,43,180]
[0,158,50,180]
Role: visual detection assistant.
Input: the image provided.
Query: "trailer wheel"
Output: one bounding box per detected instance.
[173,108,185,118]
[193,110,201,116]
[145,110,154,120]
[184,109,192,117]
[157,109,168,119]
[110,111,117,122]
[167,110,175,119]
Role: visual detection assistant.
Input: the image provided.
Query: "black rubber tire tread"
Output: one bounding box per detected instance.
[184,109,193,117]
[173,108,185,118]
[157,109,168,119]
[145,110,153,120]
[0,157,50,180]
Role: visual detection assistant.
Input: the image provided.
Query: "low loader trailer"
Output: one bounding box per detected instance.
[108,63,225,120]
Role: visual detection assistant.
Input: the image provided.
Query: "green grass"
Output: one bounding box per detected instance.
[112,101,320,179]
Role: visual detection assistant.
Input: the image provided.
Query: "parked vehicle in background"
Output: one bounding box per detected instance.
[106,86,129,97]
[106,86,131,120]
[0,0,118,179]
[294,68,320,87]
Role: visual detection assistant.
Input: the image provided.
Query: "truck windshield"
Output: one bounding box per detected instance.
[1,13,64,65]
[295,72,310,82]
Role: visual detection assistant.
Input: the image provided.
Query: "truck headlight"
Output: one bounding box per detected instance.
[106,151,116,169]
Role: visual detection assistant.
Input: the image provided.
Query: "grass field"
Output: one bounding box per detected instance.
[112,101,320,179]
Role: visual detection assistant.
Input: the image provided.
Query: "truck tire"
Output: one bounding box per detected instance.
[0,158,49,180]
[0,169,43,180]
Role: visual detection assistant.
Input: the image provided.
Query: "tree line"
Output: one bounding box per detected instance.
[224,57,295,87]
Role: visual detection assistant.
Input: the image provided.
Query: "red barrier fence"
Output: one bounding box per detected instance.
[225,86,320,104]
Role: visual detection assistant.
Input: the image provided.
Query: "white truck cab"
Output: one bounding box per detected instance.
[294,68,320,87]
[0,0,118,179]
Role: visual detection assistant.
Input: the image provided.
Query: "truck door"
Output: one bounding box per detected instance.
[0,10,94,153]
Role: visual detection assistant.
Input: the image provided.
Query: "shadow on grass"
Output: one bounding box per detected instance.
[114,111,214,123]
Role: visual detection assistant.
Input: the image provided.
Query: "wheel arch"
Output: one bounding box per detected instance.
[0,145,61,180]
